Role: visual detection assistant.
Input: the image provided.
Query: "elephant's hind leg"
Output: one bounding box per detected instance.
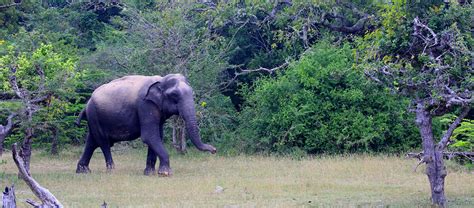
[87,104,115,172]
[144,146,157,175]
[76,133,98,173]
[99,144,115,172]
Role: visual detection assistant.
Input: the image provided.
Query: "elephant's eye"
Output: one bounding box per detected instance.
[167,91,180,103]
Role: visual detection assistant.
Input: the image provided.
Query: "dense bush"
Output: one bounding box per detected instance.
[236,41,419,154]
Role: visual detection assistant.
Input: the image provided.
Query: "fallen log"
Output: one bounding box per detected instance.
[11,143,63,208]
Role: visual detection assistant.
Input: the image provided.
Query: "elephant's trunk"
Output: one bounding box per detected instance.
[179,97,216,154]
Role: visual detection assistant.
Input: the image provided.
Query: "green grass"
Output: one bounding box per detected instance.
[1,146,473,207]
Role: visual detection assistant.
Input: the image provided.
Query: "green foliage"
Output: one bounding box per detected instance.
[357,2,472,101]
[0,43,76,94]
[0,0,39,34]
[439,114,474,168]
[236,41,418,154]
[1,0,465,157]
[441,115,474,151]
[0,41,84,152]
[196,94,237,147]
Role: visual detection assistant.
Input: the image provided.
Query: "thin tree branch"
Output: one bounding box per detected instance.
[4,113,16,133]
[221,60,290,91]
[363,70,381,83]
[407,151,474,162]
[0,1,20,10]
[8,66,25,100]
[234,61,289,76]
[438,106,471,150]
[321,15,371,34]
[413,17,438,48]
[34,65,46,94]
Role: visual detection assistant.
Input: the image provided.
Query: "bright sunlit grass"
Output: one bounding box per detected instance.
[1,146,473,208]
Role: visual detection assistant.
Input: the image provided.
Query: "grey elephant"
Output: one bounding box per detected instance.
[75,74,216,176]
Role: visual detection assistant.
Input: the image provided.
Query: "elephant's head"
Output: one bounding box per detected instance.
[144,74,216,154]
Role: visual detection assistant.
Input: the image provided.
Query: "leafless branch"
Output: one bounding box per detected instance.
[235,61,289,76]
[321,15,371,34]
[34,65,46,94]
[413,17,438,49]
[446,96,473,107]
[407,151,474,163]
[0,1,20,10]
[2,113,16,133]
[264,0,292,22]
[8,66,26,100]
[11,143,63,208]
[221,60,290,91]
[30,94,50,104]
[438,106,471,150]
[413,158,426,172]
[363,70,381,83]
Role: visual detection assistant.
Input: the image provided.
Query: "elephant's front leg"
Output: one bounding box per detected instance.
[144,146,157,175]
[144,140,171,176]
[144,124,162,176]
[141,126,172,176]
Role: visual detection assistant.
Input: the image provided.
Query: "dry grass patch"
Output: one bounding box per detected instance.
[1,148,473,207]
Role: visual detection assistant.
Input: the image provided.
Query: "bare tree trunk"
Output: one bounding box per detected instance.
[19,127,33,175]
[172,116,186,154]
[0,113,15,156]
[415,103,446,207]
[2,184,16,208]
[50,128,59,155]
[0,134,6,156]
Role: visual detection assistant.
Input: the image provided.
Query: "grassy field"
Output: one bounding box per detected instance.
[1,146,473,208]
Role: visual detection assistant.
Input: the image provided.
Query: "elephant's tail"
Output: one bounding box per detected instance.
[75,108,87,127]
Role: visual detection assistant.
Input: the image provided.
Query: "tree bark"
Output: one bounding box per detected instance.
[172,116,186,154]
[50,128,58,155]
[2,185,16,208]
[19,127,33,175]
[0,113,15,156]
[415,102,447,207]
[0,135,6,156]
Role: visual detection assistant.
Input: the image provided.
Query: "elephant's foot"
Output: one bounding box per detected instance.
[158,166,172,177]
[199,144,217,154]
[144,167,156,176]
[76,164,91,174]
[106,162,115,173]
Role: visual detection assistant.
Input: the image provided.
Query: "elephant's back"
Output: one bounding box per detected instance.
[91,75,161,106]
[89,75,162,118]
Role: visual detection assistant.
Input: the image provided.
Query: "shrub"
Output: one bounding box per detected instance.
[236,41,419,154]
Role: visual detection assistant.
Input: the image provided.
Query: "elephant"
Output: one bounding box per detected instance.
[75,74,216,176]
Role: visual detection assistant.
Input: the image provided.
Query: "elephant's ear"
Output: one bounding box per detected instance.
[143,80,163,106]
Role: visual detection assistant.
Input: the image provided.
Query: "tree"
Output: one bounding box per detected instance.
[0,113,15,155]
[359,2,472,206]
[0,42,77,172]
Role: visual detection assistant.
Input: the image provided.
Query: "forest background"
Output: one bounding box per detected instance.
[0,0,472,160]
